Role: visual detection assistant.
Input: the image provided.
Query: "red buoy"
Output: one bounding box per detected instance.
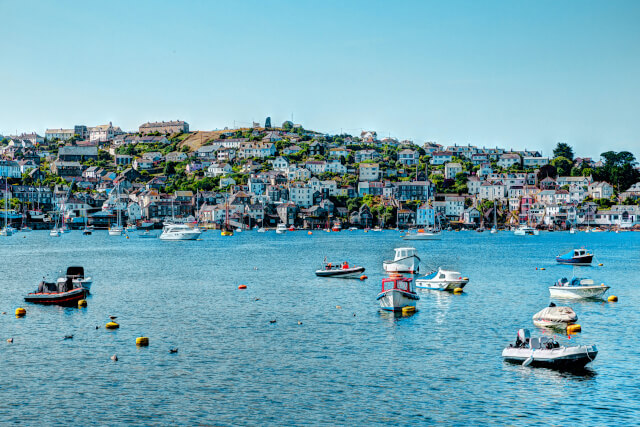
[238,285,247,290]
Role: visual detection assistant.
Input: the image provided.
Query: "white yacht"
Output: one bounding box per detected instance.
[402,228,441,240]
[549,277,610,300]
[514,225,539,236]
[383,247,421,274]
[276,223,287,234]
[159,222,202,240]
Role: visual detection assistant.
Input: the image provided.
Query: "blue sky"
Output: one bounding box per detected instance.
[1,0,639,158]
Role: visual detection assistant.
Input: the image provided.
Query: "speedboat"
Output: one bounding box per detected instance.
[415,268,469,291]
[49,229,60,237]
[25,277,89,306]
[502,329,597,370]
[556,248,593,265]
[20,226,32,232]
[288,225,296,231]
[402,228,442,240]
[514,225,539,236]
[257,227,266,233]
[276,223,287,234]
[570,227,576,234]
[549,277,610,299]
[376,274,419,311]
[159,222,202,240]
[383,247,420,274]
[331,221,342,232]
[532,303,577,329]
[315,261,365,278]
[372,226,382,232]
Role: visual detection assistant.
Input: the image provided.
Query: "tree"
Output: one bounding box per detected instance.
[551,156,572,176]
[537,164,558,181]
[553,142,574,161]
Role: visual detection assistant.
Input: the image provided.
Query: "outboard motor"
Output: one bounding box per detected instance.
[516,328,530,348]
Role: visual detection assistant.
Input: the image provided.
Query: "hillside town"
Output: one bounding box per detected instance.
[1,118,640,230]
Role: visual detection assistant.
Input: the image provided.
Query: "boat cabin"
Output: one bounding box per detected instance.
[381,275,416,293]
[573,249,590,257]
[394,247,417,260]
[66,266,85,279]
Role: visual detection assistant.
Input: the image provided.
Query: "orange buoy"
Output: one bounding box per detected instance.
[238,285,247,290]
[360,275,368,280]
[308,231,312,235]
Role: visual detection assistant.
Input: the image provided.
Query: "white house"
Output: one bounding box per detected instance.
[359,163,380,181]
[205,163,233,177]
[272,156,290,172]
[588,181,614,199]
[430,151,454,165]
[523,157,550,168]
[444,162,462,179]
[289,182,314,207]
[398,149,418,166]
[498,153,521,169]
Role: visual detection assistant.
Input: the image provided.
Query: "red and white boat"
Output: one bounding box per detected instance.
[377,274,419,311]
[25,278,88,306]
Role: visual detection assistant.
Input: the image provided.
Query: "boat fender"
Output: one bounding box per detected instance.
[453,288,463,294]
[608,295,618,302]
[336,305,342,309]
[78,299,87,308]
[238,285,247,290]
[462,277,469,281]
[567,324,581,333]
[105,321,120,329]
[598,263,603,266]
[15,307,26,317]
[360,275,367,281]
[136,337,149,346]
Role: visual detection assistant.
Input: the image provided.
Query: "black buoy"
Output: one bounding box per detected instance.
[169,348,178,353]
[64,335,73,340]
[269,319,277,324]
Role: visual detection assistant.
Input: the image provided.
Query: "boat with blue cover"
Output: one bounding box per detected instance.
[415,268,469,291]
[556,248,593,265]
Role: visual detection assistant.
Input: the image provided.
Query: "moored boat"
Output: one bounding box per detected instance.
[315,261,365,278]
[383,247,420,274]
[25,275,89,306]
[549,277,610,299]
[159,222,202,240]
[532,303,577,329]
[556,248,593,265]
[276,223,287,234]
[514,225,539,236]
[502,329,597,370]
[402,228,442,240]
[415,268,469,291]
[376,274,419,311]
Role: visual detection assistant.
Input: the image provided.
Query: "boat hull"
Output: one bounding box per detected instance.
[549,286,609,299]
[502,345,597,369]
[315,266,365,278]
[556,255,593,265]
[159,231,201,240]
[416,278,468,291]
[383,257,420,274]
[24,287,88,306]
[402,232,441,240]
[376,289,419,311]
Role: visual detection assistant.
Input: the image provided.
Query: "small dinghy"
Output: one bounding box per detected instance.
[376,274,419,311]
[315,261,365,278]
[549,277,610,299]
[25,278,88,306]
[532,302,577,329]
[502,329,597,370]
[556,248,593,265]
[415,267,469,291]
[383,247,420,274]
[402,228,442,240]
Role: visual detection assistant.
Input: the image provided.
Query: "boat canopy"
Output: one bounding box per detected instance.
[533,306,577,323]
[381,276,414,292]
[66,266,85,278]
[394,247,417,258]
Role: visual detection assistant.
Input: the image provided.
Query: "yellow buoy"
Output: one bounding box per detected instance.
[336,305,342,309]
[136,337,149,346]
[105,321,119,329]
[78,299,87,308]
[453,288,463,294]
[540,268,545,271]
[598,263,603,266]
[567,324,582,333]
[608,295,618,302]
[462,277,469,281]
[402,306,416,314]
[15,307,26,317]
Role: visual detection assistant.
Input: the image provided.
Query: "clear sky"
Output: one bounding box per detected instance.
[1,0,639,158]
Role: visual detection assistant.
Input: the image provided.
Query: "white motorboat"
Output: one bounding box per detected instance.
[276,223,287,234]
[108,226,123,236]
[257,227,266,233]
[0,227,14,236]
[235,227,243,233]
[383,247,420,274]
[502,329,597,369]
[532,303,577,329]
[514,225,539,236]
[402,228,442,240]
[126,224,137,232]
[159,222,202,240]
[549,277,610,299]
[315,261,365,278]
[569,227,576,234]
[415,268,469,291]
[139,230,156,238]
[376,274,420,311]
[490,227,498,234]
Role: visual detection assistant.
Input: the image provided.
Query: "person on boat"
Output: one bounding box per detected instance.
[342,261,349,269]
[514,329,530,348]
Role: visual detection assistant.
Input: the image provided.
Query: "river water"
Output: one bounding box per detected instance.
[0,229,638,425]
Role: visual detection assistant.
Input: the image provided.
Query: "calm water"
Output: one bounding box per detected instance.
[1,229,639,425]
